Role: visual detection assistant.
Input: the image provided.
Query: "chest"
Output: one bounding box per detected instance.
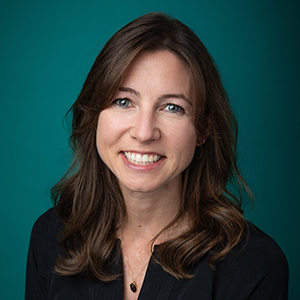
[46,258,215,300]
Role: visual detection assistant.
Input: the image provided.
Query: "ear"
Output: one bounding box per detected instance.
[196,116,211,146]
[196,137,206,146]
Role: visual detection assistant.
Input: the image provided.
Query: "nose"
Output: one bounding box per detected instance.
[129,110,160,142]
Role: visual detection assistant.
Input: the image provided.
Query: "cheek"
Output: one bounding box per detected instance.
[183,131,198,161]
[96,112,115,158]
[178,122,197,145]
[96,110,128,162]
[169,122,198,160]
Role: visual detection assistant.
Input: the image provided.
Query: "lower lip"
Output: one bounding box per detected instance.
[120,152,165,171]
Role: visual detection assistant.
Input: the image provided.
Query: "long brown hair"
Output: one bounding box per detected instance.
[52,12,251,280]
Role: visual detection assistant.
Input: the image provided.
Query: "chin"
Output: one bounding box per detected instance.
[121,181,162,194]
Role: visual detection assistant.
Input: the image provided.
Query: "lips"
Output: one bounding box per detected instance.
[123,151,162,165]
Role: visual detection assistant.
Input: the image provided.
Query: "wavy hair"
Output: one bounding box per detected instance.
[52,12,251,280]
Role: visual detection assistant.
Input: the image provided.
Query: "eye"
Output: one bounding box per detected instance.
[114,98,131,107]
[163,103,185,113]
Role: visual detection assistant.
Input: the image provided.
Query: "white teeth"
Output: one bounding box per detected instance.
[124,152,162,165]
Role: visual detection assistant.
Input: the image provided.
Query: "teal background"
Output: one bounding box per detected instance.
[1,0,299,298]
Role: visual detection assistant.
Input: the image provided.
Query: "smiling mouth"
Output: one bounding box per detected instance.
[123,151,162,165]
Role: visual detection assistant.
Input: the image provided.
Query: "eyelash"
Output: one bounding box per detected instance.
[114,98,132,107]
[113,98,185,114]
[163,103,185,114]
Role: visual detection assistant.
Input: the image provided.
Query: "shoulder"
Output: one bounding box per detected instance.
[31,208,62,242]
[30,207,63,254]
[220,221,288,276]
[32,207,61,229]
[241,222,288,270]
[28,208,63,275]
[212,222,289,299]
[26,209,66,298]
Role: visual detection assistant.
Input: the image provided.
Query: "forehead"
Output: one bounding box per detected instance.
[125,50,191,75]
[121,50,193,96]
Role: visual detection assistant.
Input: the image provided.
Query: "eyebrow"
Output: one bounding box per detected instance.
[119,87,192,106]
[158,94,192,106]
[119,87,140,97]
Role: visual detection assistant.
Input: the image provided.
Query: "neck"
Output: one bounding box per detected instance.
[119,182,183,245]
[119,184,189,298]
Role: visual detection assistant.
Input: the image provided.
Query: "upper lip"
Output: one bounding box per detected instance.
[122,150,164,156]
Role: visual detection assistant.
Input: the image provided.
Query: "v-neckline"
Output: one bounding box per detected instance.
[119,241,177,300]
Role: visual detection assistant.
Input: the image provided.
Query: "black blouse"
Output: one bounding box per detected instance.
[26,208,289,299]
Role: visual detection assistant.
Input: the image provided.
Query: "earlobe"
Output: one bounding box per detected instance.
[196,116,211,146]
[196,137,207,146]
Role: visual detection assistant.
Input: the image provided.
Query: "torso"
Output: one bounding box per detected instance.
[26,209,289,300]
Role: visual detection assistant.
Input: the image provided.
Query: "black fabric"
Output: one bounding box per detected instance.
[26,208,289,299]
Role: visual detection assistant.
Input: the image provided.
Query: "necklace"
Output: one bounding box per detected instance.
[124,254,149,293]
[120,219,181,293]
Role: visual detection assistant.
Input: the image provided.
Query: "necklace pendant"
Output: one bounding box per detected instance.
[130,281,137,293]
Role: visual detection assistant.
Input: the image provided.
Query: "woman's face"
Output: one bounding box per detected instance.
[96,50,198,196]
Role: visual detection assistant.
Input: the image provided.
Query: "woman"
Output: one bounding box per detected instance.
[26,13,288,299]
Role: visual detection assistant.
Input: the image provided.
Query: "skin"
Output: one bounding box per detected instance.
[96,50,201,299]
